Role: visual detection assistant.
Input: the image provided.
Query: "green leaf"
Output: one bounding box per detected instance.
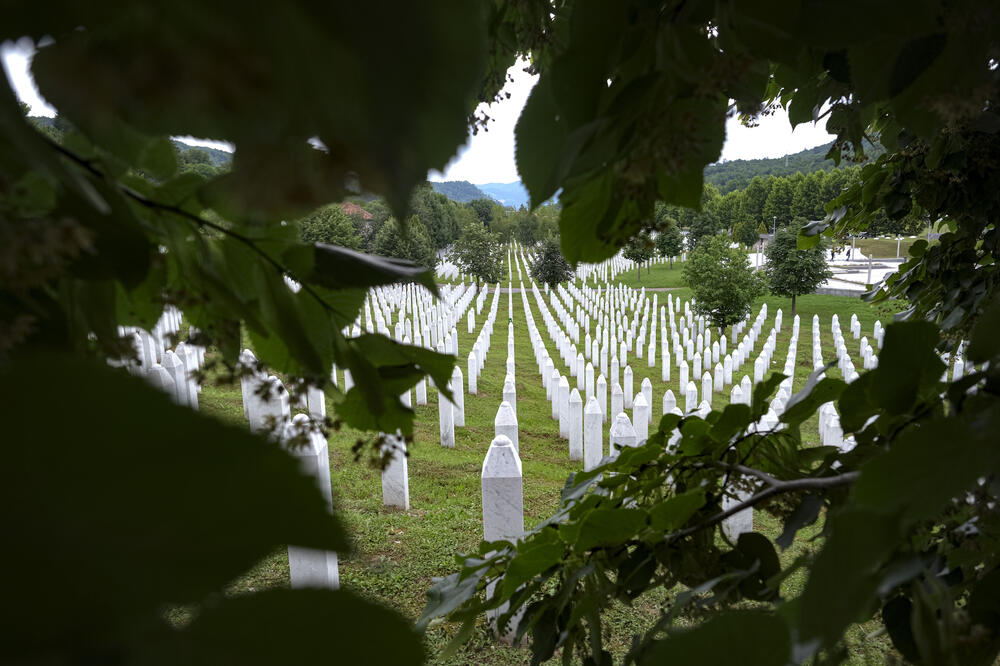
[154,589,423,665]
[641,612,790,666]
[139,135,178,180]
[31,2,488,222]
[723,532,781,601]
[0,353,347,658]
[852,416,1000,526]
[751,372,786,418]
[576,508,647,551]
[781,365,846,426]
[289,243,438,295]
[797,508,901,647]
[709,403,752,442]
[882,597,921,663]
[869,321,944,416]
[503,528,566,596]
[968,295,1000,363]
[648,489,706,532]
[775,494,823,550]
[515,75,566,208]
[417,564,490,631]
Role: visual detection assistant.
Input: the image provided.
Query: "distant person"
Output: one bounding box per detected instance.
[847,247,852,260]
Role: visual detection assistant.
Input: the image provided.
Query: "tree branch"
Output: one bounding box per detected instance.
[42,136,341,317]
[665,470,859,543]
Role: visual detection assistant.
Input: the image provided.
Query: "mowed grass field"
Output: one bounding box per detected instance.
[610,259,687,289]
[196,252,905,664]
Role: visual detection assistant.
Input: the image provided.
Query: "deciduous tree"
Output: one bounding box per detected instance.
[655,221,683,267]
[530,236,574,287]
[682,235,766,328]
[449,222,501,285]
[764,226,831,316]
[621,232,654,280]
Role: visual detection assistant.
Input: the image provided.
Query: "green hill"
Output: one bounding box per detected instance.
[430,180,489,202]
[705,141,883,193]
[171,140,232,167]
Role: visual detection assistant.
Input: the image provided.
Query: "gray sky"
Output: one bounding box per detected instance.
[4,43,835,186]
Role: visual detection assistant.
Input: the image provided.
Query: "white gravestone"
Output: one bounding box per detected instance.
[568,389,583,461]
[482,435,524,642]
[633,393,649,444]
[494,400,519,453]
[382,390,410,510]
[285,415,340,589]
[452,367,466,427]
[609,413,638,459]
[583,397,603,471]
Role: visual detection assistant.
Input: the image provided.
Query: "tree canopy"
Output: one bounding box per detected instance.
[682,235,766,328]
[372,216,437,269]
[298,204,362,251]
[764,227,832,316]
[3,1,1000,664]
[530,236,574,287]
[621,233,654,280]
[449,222,502,285]
[655,221,683,267]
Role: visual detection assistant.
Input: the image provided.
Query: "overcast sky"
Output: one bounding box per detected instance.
[4,43,835,185]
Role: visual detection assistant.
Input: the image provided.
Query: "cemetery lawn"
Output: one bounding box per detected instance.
[610,261,687,289]
[853,237,915,258]
[197,275,904,664]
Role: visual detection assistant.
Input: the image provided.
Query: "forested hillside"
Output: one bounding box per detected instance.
[705,141,884,193]
[430,180,489,202]
[171,140,232,167]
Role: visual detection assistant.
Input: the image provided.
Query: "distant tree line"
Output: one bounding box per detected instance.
[658,166,927,251]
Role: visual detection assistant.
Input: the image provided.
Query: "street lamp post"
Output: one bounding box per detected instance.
[773,216,777,237]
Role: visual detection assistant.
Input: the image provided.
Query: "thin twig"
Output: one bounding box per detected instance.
[43,136,339,316]
[665,471,859,543]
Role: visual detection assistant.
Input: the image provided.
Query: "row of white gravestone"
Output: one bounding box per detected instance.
[241,373,340,589]
[113,310,205,410]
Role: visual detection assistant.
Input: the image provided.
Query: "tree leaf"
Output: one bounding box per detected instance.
[869,321,944,416]
[152,589,423,665]
[649,489,706,533]
[0,353,348,658]
[576,508,647,551]
[503,528,566,596]
[641,611,790,666]
[289,242,438,295]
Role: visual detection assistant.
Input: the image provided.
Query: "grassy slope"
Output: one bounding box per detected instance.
[197,253,903,664]
[610,260,687,289]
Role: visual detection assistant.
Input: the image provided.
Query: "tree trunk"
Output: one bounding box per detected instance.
[791,293,796,319]
[670,257,674,269]
[636,265,641,281]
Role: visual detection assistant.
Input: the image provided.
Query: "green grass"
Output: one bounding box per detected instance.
[196,261,904,663]
[853,237,914,258]
[610,260,687,289]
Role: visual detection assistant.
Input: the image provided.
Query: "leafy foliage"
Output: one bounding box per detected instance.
[297,204,361,250]
[372,216,438,269]
[529,236,574,287]
[4,0,1000,663]
[429,180,489,203]
[682,236,766,328]
[621,232,655,280]
[655,221,683,266]
[764,227,832,315]
[423,317,1000,664]
[449,221,502,285]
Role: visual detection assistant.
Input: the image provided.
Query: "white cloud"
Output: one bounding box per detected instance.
[720,110,834,162]
[429,59,537,185]
[432,64,837,184]
[2,38,55,117]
